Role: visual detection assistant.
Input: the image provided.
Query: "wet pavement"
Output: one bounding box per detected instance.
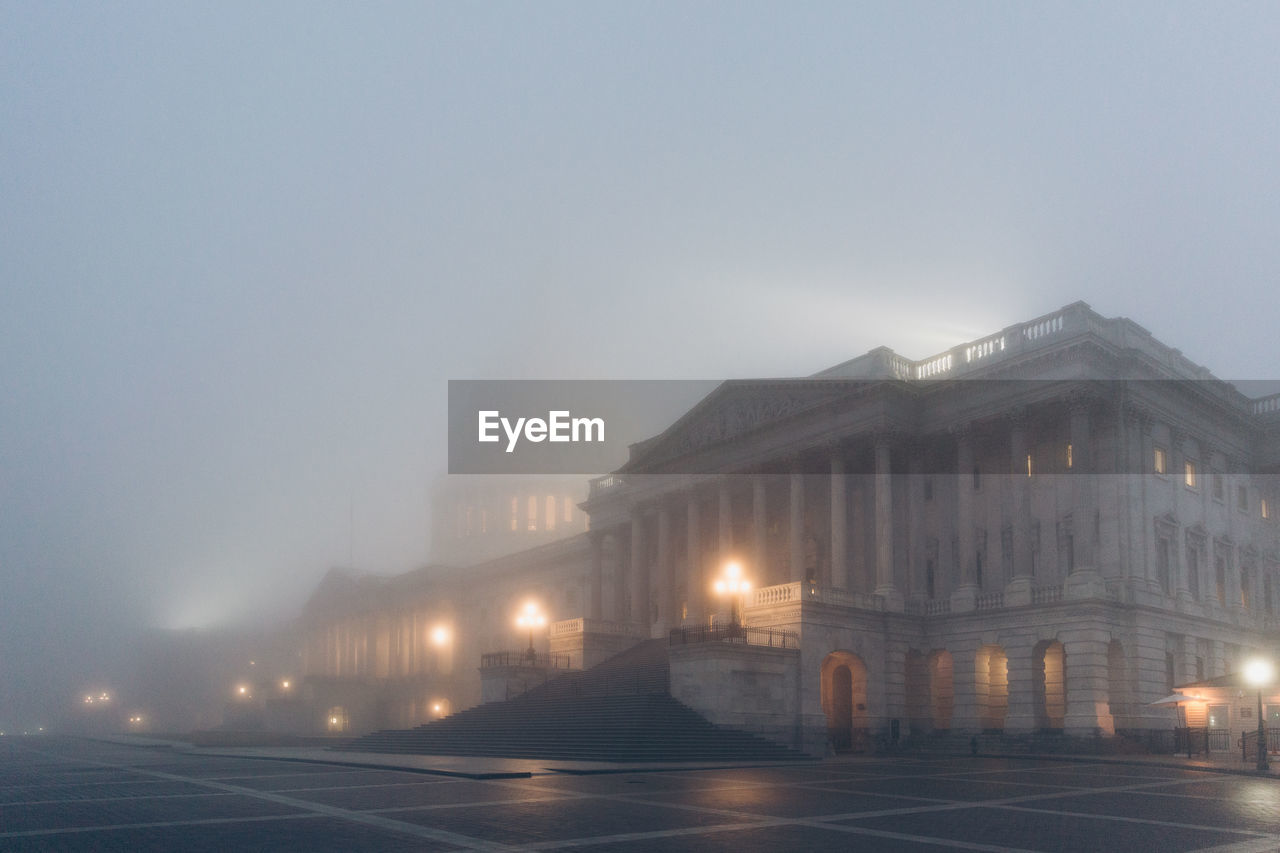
[4,736,1279,851]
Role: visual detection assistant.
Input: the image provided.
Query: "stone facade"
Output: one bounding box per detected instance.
[298,302,1280,752]
[582,302,1280,752]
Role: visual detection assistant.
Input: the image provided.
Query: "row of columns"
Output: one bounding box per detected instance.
[586,400,1121,630]
[588,438,901,630]
[304,616,452,679]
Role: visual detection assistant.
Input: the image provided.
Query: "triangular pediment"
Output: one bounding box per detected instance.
[623,379,874,471]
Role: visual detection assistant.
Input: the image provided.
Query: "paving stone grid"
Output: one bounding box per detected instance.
[3,738,1279,852]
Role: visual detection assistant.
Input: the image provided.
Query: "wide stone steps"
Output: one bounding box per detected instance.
[337,640,805,762]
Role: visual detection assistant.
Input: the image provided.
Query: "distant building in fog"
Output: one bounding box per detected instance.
[428,475,588,565]
[296,302,1280,754]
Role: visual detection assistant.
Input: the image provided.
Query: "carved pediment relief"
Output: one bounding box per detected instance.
[628,381,858,469]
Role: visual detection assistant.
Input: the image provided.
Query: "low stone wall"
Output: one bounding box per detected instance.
[479,664,558,703]
[669,641,808,753]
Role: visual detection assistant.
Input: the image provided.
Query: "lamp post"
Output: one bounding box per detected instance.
[713,560,752,633]
[515,602,546,664]
[1244,658,1273,772]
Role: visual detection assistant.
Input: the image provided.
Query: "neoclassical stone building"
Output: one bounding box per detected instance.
[299,302,1280,753]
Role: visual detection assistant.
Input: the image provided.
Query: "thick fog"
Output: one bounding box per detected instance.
[2,2,1278,730]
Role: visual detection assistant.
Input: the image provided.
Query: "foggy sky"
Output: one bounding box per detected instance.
[3,2,1278,727]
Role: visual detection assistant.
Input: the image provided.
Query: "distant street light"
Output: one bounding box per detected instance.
[515,601,546,663]
[1244,658,1273,772]
[713,560,752,630]
[431,624,451,647]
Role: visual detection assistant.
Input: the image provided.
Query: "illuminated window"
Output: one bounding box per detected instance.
[1184,459,1197,489]
[545,495,556,531]
[510,497,518,532]
[563,496,573,523]
[527,496,538,531]
[1026,453,1033,477]
[1154,447,1167,475]
[480,508,488,534]
[1065,443,1073,469]
[1263,498,1271,519]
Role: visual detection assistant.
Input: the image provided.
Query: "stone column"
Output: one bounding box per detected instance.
[873,436,902,609]
[613,523,629,622]
[1006,410,1033,606]
[1126,406,1153,592]
[1068,395,1096,573]
[630,509,648,631]
[790,470,806,583]
[687,492,703,625]
[334,623,343,676]
[952,426,978,610]
[719,481,733,558]
[589,533,603,620]
[830,451,848,590]
[655,503,671,635]
[408,611,418,676]
[753,476,768,583]
[1226,546,1244,613]
[1170,429,1193,603]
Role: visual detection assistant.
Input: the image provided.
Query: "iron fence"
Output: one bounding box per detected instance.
[480,651,572,669]
[667,624,799,649]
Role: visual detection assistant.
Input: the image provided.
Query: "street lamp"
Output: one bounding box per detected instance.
[515,601,546,663]
[431,624,451,647]
[1244,658,1273,772]
[713,560,752,631]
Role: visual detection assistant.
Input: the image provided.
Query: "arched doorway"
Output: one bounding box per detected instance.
[820,651,869,753]
[1033,640,1066,731]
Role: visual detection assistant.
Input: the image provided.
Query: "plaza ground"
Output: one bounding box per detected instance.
[4,737,1280,851]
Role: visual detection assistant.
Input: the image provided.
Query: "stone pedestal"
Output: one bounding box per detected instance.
[875,585,905,612]
[548,618,645,670]
[1004,577,1033,607]
[1065,570,1106,600]
[950,585,979,613]
[669,641,803,752]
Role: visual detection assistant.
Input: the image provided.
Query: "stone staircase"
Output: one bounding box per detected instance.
[336,640,806,762]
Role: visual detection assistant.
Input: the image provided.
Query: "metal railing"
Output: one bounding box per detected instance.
[480,651,572,669]
[1240,728,1280,760]
[667,624,799,649]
